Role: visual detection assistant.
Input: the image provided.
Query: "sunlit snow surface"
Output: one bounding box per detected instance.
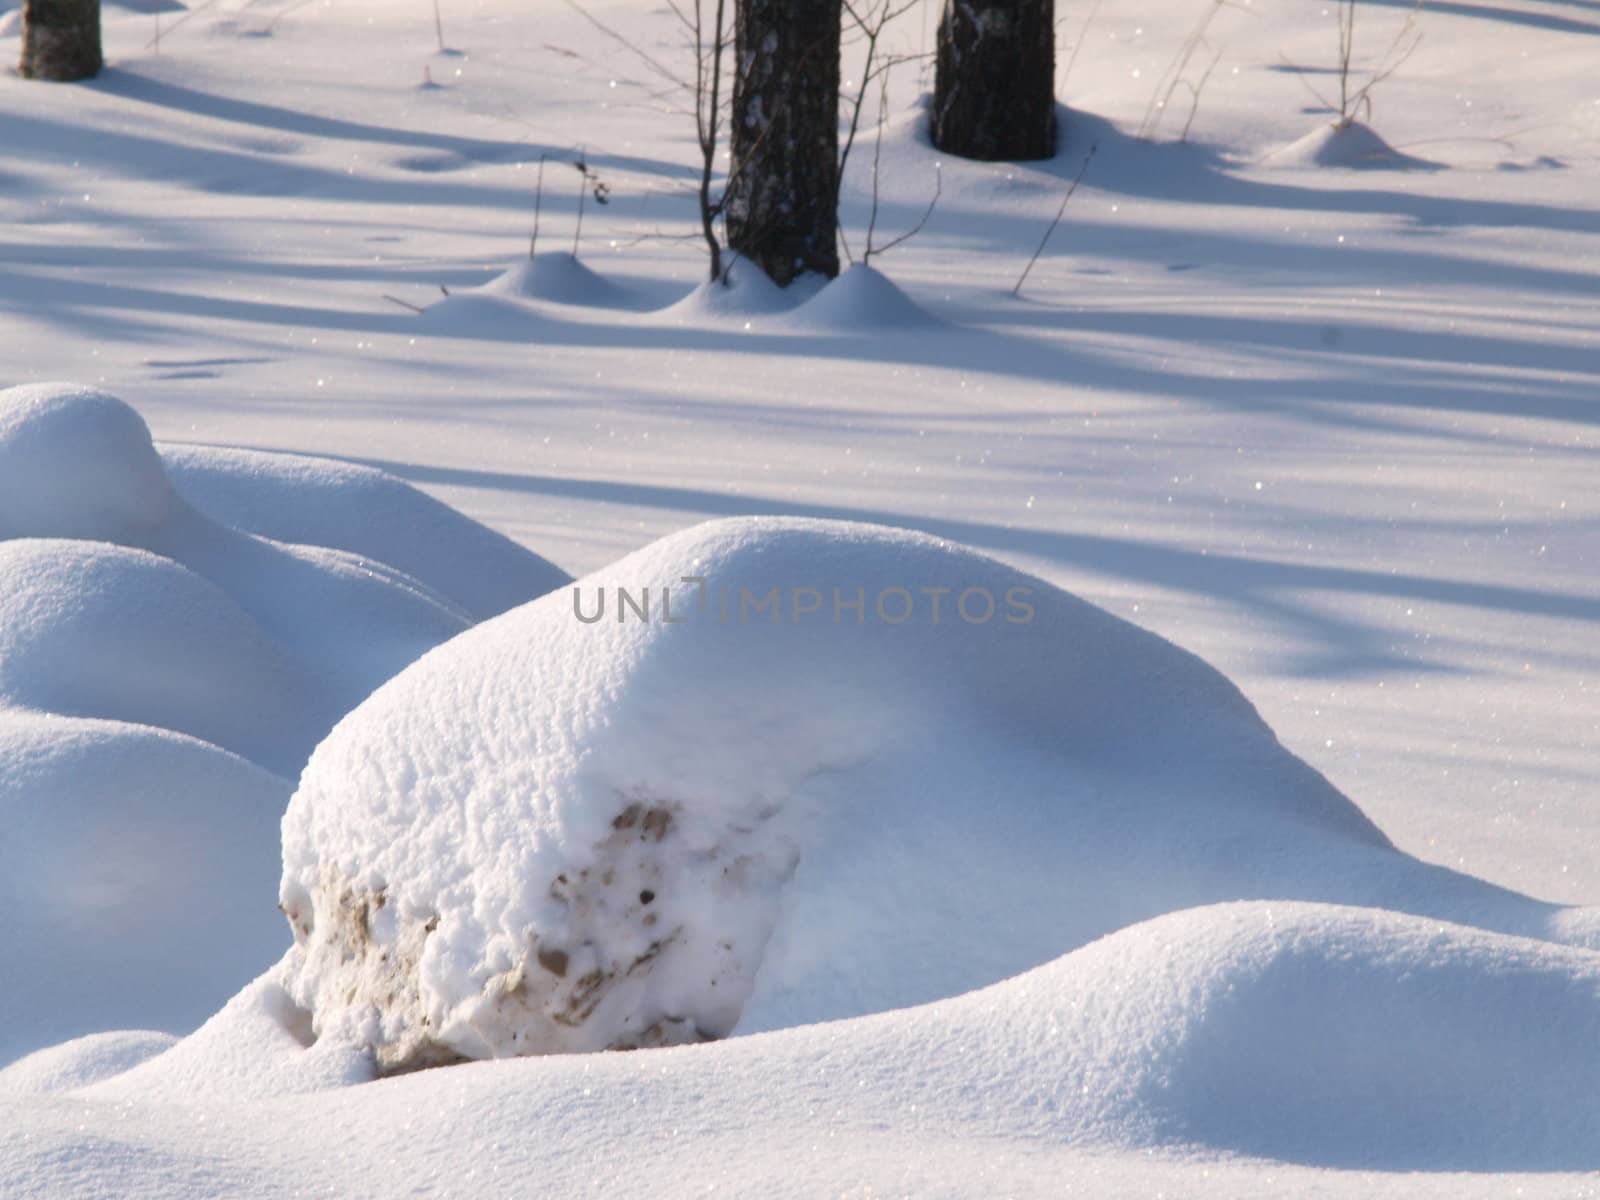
[1,0,1598,1191]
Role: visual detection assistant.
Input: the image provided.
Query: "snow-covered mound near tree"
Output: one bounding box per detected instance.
[278,517,1596,1073]
[784,263,939,332]
[477,251,638,309]
[1268,119,1436,169]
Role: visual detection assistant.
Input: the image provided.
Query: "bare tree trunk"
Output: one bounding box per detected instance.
[932,0,1056,162]
[725,0,842,286]
[20,0,102,81]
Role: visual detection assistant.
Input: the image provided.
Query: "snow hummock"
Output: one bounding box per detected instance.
[0,383,172,542]
[0,712,290,1064]
[0,383,475,719]
[275,517,1596,1075]
[478,251,636,309]
[160,442,569,623]
[0,537,340,775]
[0,383,571,1061]
[657,261,825,323]
[1268,119,1436,169]
[785,263,939,332]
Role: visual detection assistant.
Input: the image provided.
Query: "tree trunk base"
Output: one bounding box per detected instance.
[932,1,1057,162]
[725,0,841,287]
[21,0,103,82]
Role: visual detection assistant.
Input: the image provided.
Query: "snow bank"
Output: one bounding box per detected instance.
[161,442,569,623]
[0,712,290,1064]
[278,516,1460,1072]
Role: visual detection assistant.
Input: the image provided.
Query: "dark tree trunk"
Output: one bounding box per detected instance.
[725,0,841,287]
[932,0,1057,162]
[20,0,102,81]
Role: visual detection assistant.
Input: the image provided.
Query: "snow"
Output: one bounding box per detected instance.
[0,384,567,1062]
[0,711,289,1063]
[785,262,939,331]
[0,382,172,542]
[1,0,1598,1191]
[160,441,569,622]
[276,517,1595,1077]
[1267,120,1437,171]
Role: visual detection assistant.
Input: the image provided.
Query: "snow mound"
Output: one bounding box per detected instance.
[657,262,824,323]
[783,264,939,333]
[0,713,290,1064]
[0,539,340,777]
[0,1031,177,1098]
[18,902,1599,1184]
[1082,903,1600,1170]
[276,516,1459,1072]
[0,383,171,541]
[161,442,569,622]
[478,252,635,309]
[1268,120,1436,169]
[0,383,472,716]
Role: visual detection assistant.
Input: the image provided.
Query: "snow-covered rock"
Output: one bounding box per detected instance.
[274,515,1596,1075]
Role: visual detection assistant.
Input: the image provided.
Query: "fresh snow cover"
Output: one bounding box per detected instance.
[0,384,568,1061]
[160,441,571,622]
[0,711,289,1063]
[5,902,1599,1196]
[276,517,1598,1074]
[1,0,1598,1192]
[0,383,472,711]
[1267,120,1437,171]
[785,263,940,332]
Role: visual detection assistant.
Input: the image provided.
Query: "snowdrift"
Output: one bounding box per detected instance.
[5,901,1597,1196]
[161,442,570,623]
[275,517,1597,1075]
[0,712,290,1065]
[0,383,570,1060]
